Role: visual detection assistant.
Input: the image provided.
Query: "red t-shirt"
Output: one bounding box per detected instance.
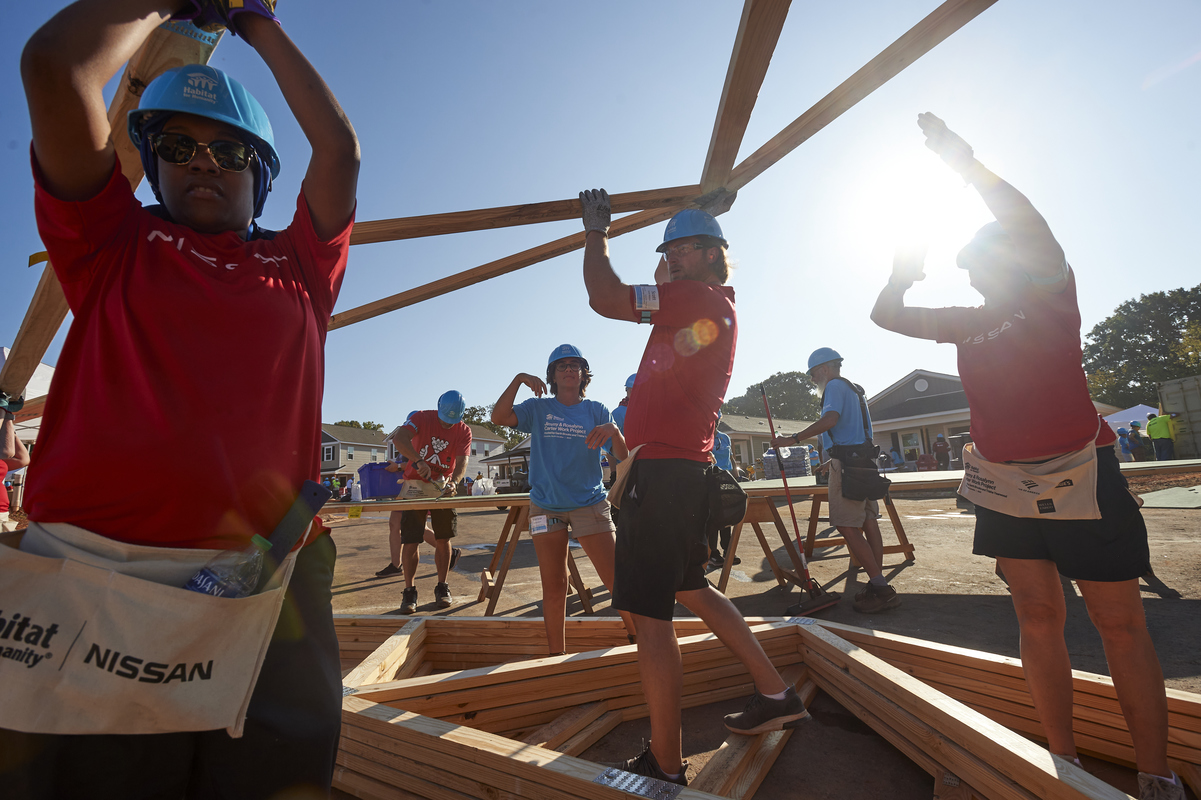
[26,155,353,549]
[624,280,737,461]
[933,269,1115,461]
[400,411,471,482]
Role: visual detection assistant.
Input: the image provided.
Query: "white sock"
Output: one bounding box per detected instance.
[868,575,888,587]
[765,689,788,701]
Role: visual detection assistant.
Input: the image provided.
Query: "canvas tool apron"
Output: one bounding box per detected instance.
[606,444,647,510]
[958,433,1101,520]
[0,521,298,738]
[398,475,448,500]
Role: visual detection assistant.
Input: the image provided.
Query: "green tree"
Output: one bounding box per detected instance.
[1083,285,1201,408]
[333,420,384,431]
[722,371,821,421]
[462,404,524,450]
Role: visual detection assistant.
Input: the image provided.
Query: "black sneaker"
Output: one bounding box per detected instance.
[400,587,418,614]
[723,686,810,735]
[449,547,462,571]
[853,583,902,614]
[435,581,453,608]
[375,562,401,578]
[603,741,687,787]
[705,554,725,572]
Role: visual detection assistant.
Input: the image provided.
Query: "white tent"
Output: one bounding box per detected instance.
[1103,404,1159,435]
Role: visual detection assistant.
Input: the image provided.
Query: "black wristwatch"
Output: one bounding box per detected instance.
[792,432,800,444]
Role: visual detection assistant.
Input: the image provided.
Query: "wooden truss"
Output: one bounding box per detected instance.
[3,0,998,419]
[334,615,1201,800]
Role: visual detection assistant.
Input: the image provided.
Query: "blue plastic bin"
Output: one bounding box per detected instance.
[357,462,399,499]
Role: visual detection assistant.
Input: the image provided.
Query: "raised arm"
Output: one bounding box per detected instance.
[580,189,638,322]
[769,411,839,449]
[919,113,1065,290]
[238,15,359,240]
[4,436,32,472]
[22,0,171,201]
[871,243,940,340]
[492,373,546,428]
[1,412,16,460]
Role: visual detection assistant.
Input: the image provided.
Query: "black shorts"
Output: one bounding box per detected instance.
[400,507,456,544]
[972,447,1150,582]
[612,459,712,621]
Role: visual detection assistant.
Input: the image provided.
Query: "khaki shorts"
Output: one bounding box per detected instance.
[529,499,615,539]
[827,458,880,528]
[0,511,15,533]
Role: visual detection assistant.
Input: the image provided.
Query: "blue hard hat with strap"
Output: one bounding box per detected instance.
[547,344,590,371]
[437,390,466,424]
[807,347,843,372]
[625,373,637,390]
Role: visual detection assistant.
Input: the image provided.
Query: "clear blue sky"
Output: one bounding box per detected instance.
[4,1,1199,428]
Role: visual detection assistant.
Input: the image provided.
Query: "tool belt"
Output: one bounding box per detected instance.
[0,522,297,738]
[606,444,646,510]
[829,443,891,501]
[958,441,1101,520]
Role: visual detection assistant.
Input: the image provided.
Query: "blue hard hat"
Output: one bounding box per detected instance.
[547,344,590,371]
[437,390,466,425]
[1117,427,1129,435]
[129,65,280,179]
[625,373,637,390]
[656,209,729,253]
[807,347,843,372]
[956,221,1013,271]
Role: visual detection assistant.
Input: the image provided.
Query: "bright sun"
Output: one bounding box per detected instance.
[842,147,992,277]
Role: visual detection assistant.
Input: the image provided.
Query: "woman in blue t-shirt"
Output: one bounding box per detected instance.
[492,345,636,654]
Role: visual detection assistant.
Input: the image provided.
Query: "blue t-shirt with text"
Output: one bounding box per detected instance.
[514,397,613,512]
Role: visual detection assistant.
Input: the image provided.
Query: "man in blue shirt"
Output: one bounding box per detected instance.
[707,411,741,570]
[770,348,900,613]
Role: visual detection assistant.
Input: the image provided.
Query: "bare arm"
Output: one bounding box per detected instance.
[0,414,15,460]
[583,231,638,322]
[238,15,359,240]
[918,113,1065,290]
[492,373,546,428]
[392,425,433,479]
[4,437,32,472]
[769,410,840,448]
[21,0,173,201]
[585,423,627,460]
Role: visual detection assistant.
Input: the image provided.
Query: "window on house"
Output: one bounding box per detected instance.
[471,445,477,455]
[322,445,333,462]
[484,446,490,456]
[371,448,378,462]
[761,441,770,454]
[347,446,354,460]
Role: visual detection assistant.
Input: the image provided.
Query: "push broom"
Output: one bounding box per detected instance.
[759,385,840,615]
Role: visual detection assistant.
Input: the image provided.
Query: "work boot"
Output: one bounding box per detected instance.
[449,546,462,571]
[603,741,687,787]
[723,686,809,735]
[375,562,401,578]
[853,583,902,614]
[435,581,454,609]
[400,587,418,614]
[1137,772,1185,800]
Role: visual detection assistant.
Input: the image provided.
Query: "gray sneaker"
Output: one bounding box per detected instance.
[400,587,418,614]
[1137,772,1185,800]
[853,583,901,614]
[435,581,454,608]
[723,686,810,735]
[604,741,687,787]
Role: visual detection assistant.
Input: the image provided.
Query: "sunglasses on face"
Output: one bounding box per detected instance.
[663,242,706,258]
[151,132,256,173]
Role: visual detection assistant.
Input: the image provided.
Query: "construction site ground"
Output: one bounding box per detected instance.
[326,473,1200,800]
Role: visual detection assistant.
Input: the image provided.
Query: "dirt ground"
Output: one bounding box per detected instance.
[325,481,1201,799]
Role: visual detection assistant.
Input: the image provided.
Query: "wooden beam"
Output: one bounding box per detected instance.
[0,261,67,400]
[342,619,425,689]
[2,22,222,401]
[13,395,47,425]
[726,0,998,192]
[800,624,1129,800]
[328,204,684,331]
[699,0,792,193]
[348,185,700,246]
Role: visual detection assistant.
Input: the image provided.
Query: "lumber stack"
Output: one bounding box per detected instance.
[332,615,1201,800]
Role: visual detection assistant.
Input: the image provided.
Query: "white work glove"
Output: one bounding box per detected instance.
[579,188,611,235]
[891,243,928,287]
[918,112,975,174]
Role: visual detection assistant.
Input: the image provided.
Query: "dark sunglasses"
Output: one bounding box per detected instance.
[151,132,255,173]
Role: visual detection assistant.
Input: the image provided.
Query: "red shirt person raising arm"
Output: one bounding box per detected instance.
[12,1,359,795]
[578,191,808,787]
[870,114,1181,800]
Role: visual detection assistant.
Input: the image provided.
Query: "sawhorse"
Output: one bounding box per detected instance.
[476,504,595,616]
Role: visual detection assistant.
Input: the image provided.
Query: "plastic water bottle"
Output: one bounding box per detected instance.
[183,535,272,598]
